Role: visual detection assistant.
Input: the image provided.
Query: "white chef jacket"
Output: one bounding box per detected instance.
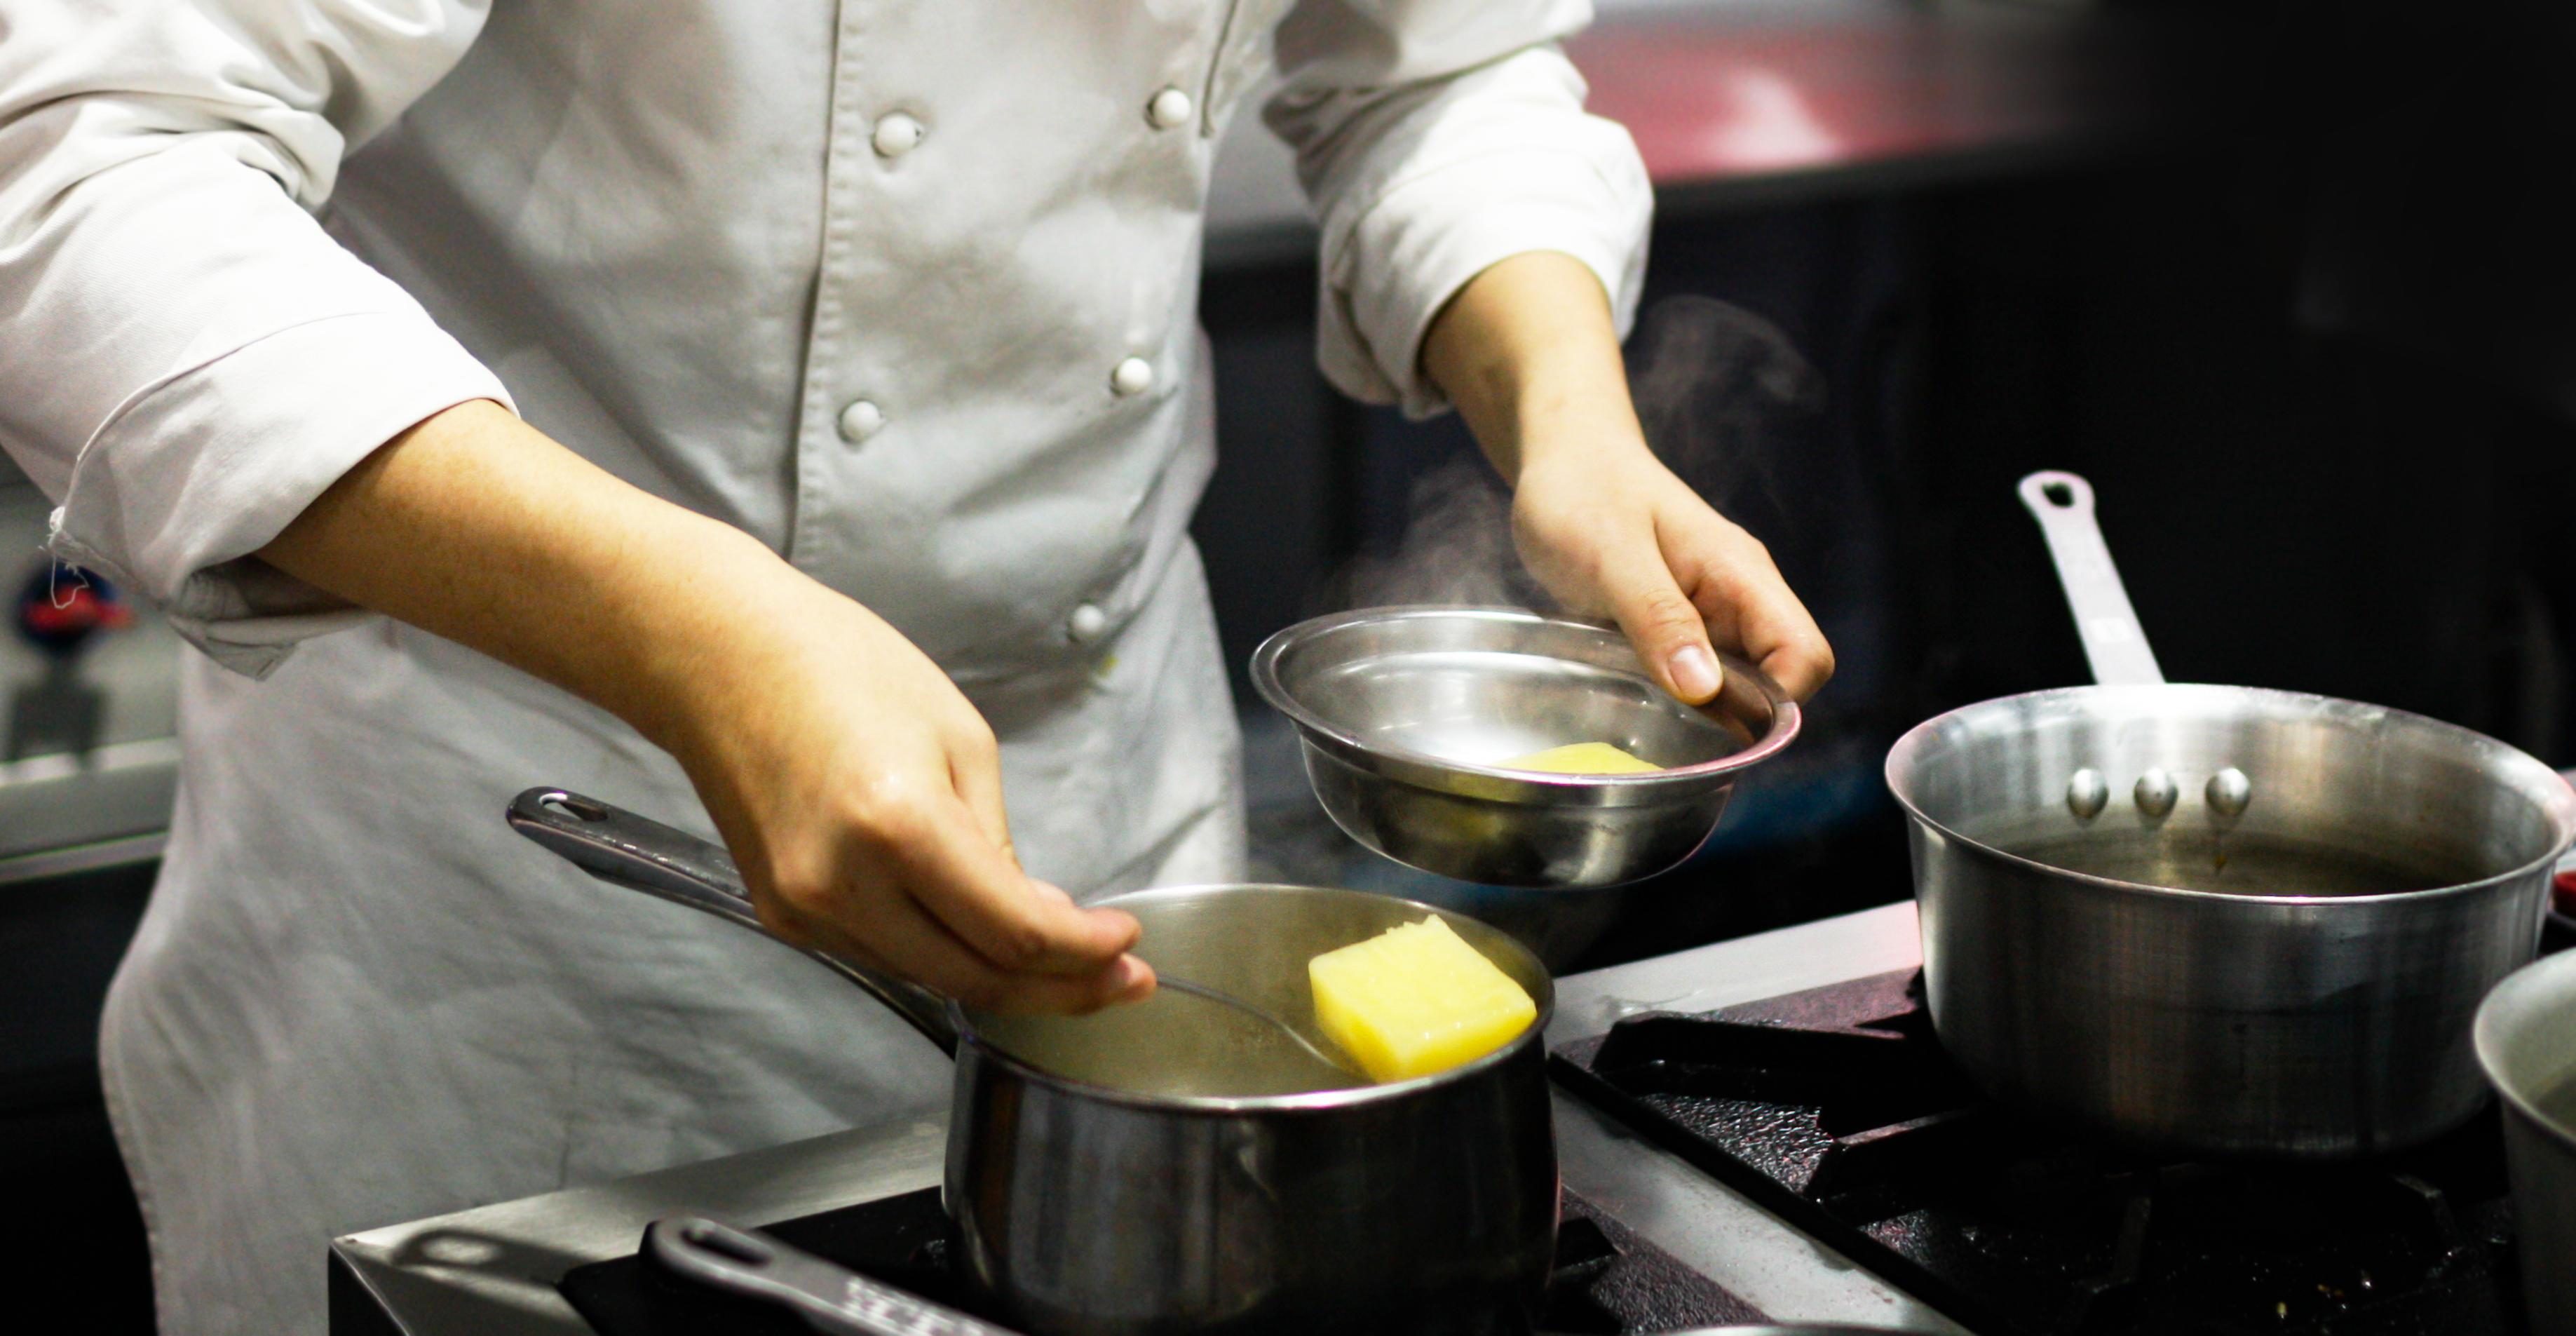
[0,1,1650,1332]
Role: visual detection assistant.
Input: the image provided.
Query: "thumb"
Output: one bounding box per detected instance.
[1599,534,1723,704]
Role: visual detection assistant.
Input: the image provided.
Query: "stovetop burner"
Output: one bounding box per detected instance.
[1552,969,2530,1335]
[556,1185,1765,1335]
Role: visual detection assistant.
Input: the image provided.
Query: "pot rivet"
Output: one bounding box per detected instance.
[2206,767,2252,819]
[2134,769,2178,819]
[2066,769,2110,820]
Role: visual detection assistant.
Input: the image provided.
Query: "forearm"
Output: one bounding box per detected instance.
[257,399,785,754]
[259,398,1146,1008]
[1419,250,1646,485]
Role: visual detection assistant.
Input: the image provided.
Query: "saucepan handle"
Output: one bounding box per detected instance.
[2016,471,2167,687]
[507,787,958,1054]
[646,1214,1023,1336]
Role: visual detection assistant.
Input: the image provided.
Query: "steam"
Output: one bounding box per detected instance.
[1627,295,1824,513]
[1339,451,1538,610]
[1334,296,1824,612]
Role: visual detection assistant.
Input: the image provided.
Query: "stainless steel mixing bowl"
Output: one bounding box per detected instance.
[1251,607,1799,888]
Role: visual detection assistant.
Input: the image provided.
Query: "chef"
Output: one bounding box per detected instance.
[0,1,1831,1331]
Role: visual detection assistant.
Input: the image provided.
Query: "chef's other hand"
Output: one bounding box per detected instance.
[1511,447,1829,705]
[259,400,1152,1015]
[1421,252,1834,703]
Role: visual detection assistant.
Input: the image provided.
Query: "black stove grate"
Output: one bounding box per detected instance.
[556,1185,1763,1335]
[1551,969,2529,1336]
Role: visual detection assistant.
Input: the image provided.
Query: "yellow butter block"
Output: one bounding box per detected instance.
[1498,742,1662,774]
[1308,916,1538,1084]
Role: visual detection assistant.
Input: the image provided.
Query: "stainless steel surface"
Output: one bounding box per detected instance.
[2063,767,2106,820]
[645,1215,1018,1336]
[332,902,1953,1336]
[332,1114,951,1335]
[2016,471,2162,687]
[1543,900,1923,1049]
[2475,950,2576,1336]
[2129,767,2176,819]
[508,787,1559,1335]
[1251,607,1798,888]
[1885,470,2576,1157]
[1550,903,1958,1334]
[2204,765,2251,818]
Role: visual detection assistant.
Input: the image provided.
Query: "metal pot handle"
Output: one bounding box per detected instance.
[506,787,959,1053]
[2016,471,2167,687]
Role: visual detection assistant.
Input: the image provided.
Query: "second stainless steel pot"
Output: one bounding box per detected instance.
[1886,473,2576,1157]
[506,788,1557,1336]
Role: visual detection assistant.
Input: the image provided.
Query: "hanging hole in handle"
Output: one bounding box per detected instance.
[679,1222,773,1267]
[2042,480,2076,508]
[538,791,609,823]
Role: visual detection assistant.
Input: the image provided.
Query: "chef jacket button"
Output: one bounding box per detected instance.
[872,112,925,158]
[836,399,886,444]
[1066,602,1109,644]
[1146,87,1194,130]
[1109,356,1154,397]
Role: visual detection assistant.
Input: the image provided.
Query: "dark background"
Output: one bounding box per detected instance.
[13,0,2576,1325]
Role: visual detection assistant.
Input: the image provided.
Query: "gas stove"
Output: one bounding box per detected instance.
[554,1187,1767,1335]
[1553,969,2530,1336]
[542,966,2533,1336]
[341,900,2543,1335]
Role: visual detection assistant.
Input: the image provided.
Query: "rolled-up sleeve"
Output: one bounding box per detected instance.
[1262,0,1652,419]
[0,0,510,676]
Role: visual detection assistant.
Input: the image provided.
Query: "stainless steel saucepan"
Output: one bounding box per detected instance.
[1885,471,2576,1158]
[506,788,1557,1336]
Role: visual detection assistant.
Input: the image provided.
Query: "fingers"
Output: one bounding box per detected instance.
[759,792,1150,1013]
[873,783,1142,976]
[806,892,1152,1016]
[1595,525,1726,704]
[1665,519,1835,703]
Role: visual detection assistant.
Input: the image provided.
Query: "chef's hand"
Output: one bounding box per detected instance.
[1421,252,1834,703]
[662,571,1155,1014]
[259,400,1152,1015]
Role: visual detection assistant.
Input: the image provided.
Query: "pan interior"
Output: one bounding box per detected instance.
[1962,822,2483,896]
[1891,684,2576,898]
[963,885,1553,1102]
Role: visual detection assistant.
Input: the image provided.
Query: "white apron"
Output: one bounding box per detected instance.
[0,2,1650,1331]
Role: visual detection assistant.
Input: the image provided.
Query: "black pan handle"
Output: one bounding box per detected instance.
[507,787,958,1054]
[646,1214,1021,1336]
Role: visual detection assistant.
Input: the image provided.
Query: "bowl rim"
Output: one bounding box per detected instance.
[1249,605,1802,790]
